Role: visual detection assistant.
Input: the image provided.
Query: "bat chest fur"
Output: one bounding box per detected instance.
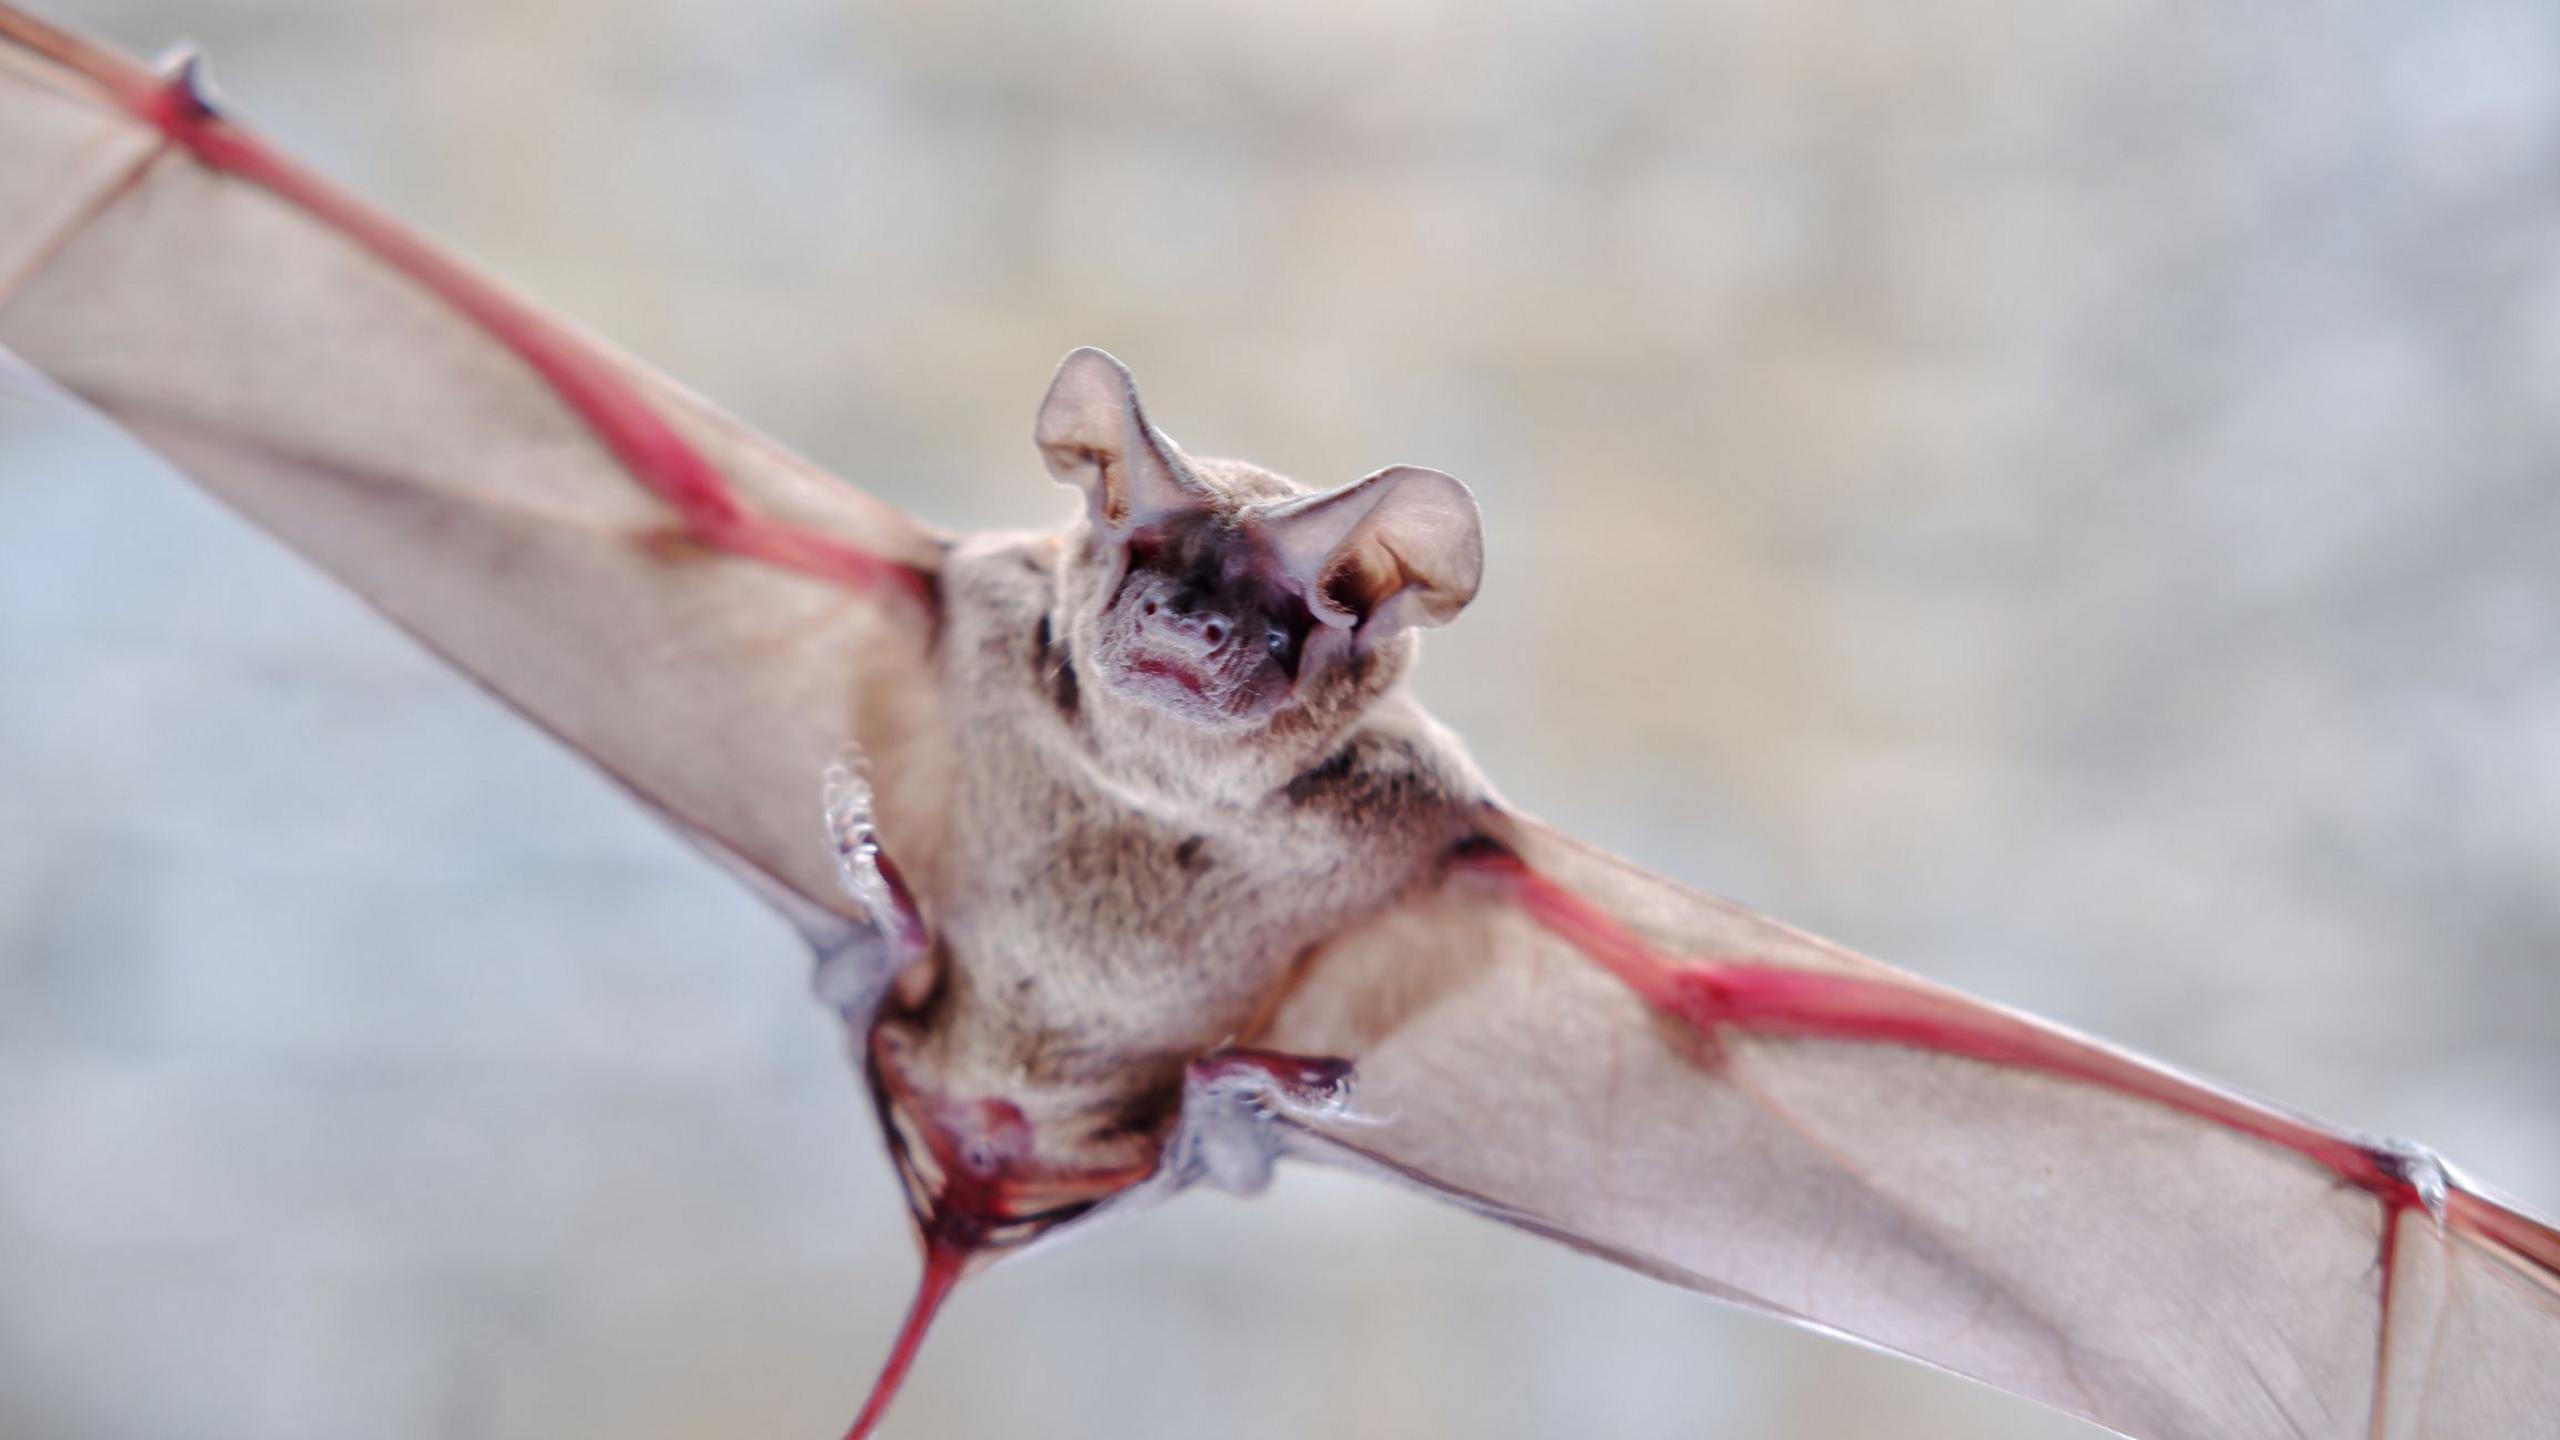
[895,535,1477,1169]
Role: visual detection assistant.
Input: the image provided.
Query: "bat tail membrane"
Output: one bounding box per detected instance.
[841,1243,966,1440]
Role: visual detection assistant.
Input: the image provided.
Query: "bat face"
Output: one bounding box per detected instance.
[1086,511,1320,729]
[1038,347,1488,770]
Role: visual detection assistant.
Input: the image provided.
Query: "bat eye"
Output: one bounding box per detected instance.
[1265,624,1291,660]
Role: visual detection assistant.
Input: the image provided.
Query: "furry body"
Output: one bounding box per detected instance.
[877,499,1490,1186]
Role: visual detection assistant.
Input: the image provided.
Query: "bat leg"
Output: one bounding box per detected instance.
[1170,1047,1356,1197]
[836,1056,1345,1439]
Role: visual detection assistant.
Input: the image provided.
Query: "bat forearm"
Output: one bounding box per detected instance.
[20,19,932,607]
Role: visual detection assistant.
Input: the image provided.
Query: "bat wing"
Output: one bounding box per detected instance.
[0,8,950,952]
[1249,812,2560,1440]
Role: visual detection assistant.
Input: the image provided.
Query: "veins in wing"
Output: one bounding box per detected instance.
[1449,832,2560,1437]
[2235,1343,2321,1440]
[81,397,682,539]
[0,112,164,309]
[1452,836,2447,1208]
[1708,1049,2113,1419]
[1268,1109,1784,1310]
[15,29,933,608]
[2368,1208,2406,1440]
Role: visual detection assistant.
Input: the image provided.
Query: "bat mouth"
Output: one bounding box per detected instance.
[1126,653,1212,699]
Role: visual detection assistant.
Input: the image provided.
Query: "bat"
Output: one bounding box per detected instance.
[3,8,2555,1439]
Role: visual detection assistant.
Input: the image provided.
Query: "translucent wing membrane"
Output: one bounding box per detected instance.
[8,10,2554,1439]
[1259,817,2560,1440]
[0,6,951,937]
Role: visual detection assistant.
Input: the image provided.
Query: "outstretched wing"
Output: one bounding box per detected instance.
[0,6,951,939]
[1252,813,2560,1440]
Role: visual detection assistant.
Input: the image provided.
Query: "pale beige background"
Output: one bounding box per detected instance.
[3,1,2557,1437]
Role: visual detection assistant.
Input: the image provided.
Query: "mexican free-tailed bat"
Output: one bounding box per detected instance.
[2,9,2555,1439]
[816,351,1505,1428]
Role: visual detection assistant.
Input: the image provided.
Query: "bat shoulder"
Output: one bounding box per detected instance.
[934,529,1067,666]
[1272,692,1492,856]
[939,529,1064,608]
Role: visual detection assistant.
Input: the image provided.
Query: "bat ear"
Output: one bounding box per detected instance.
[1035,347,1211,531]
[1261,465,1484,639]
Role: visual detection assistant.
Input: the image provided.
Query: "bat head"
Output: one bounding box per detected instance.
[1037,347,1484,746]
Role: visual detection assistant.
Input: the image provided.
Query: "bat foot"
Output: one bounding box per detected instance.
[1173,1047,1356,1196]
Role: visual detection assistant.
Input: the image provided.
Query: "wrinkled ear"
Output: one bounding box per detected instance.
[1261,465,1484,638]
[1034,347,1209,531]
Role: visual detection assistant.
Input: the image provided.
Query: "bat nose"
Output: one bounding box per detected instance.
[1138,595,1233,654]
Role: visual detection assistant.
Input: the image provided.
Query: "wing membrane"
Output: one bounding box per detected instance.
[1257,816,2560,1440]
[0,8,951,929]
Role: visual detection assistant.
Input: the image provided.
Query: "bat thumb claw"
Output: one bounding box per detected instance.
[151,44,219,121]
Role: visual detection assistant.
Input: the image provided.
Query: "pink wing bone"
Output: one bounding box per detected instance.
[0,2,956,938]
[1230,815,2560,1437]
[0,4,930,607]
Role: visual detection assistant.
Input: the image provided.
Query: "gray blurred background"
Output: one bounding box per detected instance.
[4,0,2558,1436]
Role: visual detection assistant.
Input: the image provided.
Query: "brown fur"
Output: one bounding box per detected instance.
[874,444,1490,1189]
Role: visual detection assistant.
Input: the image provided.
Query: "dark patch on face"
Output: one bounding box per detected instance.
[1110,515,1321,705]
[1173,834,1209,871]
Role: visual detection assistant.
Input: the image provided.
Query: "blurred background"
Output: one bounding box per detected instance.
[4,0,2558,1436]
